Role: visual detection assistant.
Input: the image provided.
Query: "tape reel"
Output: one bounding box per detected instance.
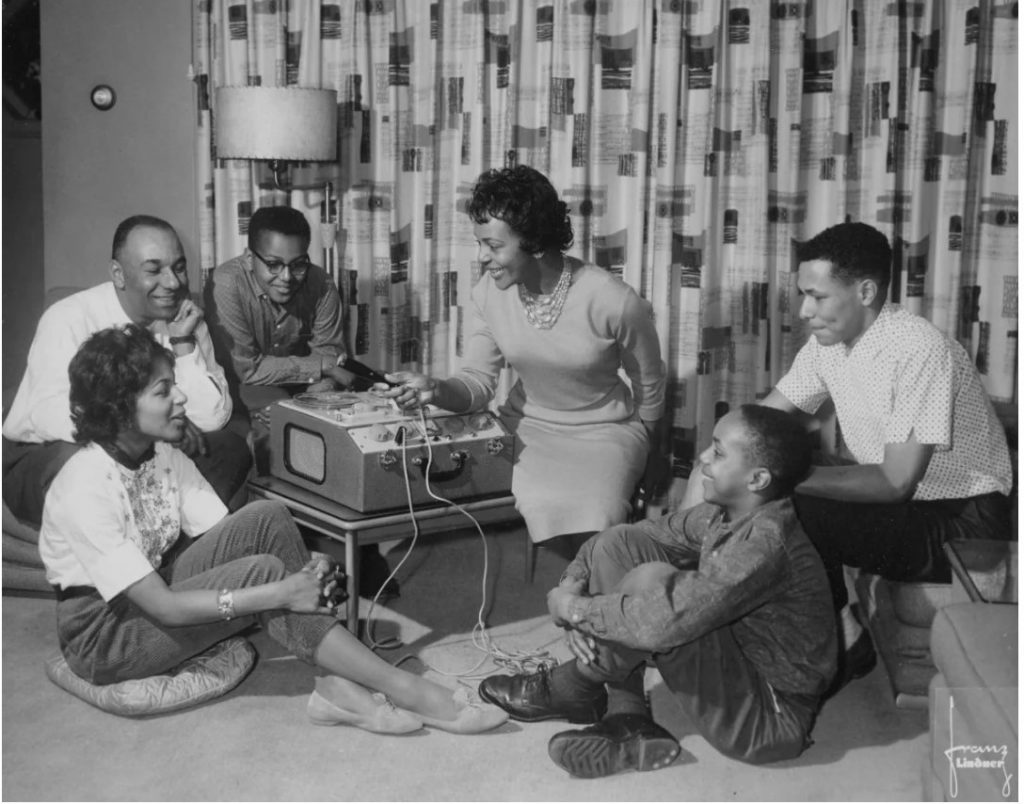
[291,391,361,410]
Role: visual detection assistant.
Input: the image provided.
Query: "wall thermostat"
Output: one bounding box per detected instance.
[90,85,116,110]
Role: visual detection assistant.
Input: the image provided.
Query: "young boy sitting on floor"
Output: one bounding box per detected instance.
[479,404,837,778]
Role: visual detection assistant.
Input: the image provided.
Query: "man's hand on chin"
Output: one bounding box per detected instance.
[167,298,203,340]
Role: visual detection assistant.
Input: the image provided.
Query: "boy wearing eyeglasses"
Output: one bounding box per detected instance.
[205,205,399,598]
[205,205,356,412]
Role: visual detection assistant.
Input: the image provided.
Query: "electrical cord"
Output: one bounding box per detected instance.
[363,423,419,651]
[363,406,559,679]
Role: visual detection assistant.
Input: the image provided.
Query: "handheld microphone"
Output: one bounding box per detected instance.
[340,358,398,388]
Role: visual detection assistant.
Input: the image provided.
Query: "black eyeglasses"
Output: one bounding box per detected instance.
[251,250,312,279]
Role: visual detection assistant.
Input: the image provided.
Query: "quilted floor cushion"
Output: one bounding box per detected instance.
[2,500,51,594]
[44,636,256,717]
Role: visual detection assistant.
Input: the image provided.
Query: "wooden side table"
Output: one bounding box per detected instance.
[247,474,519,633]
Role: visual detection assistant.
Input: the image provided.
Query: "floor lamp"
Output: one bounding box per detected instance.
[214,86,341,284]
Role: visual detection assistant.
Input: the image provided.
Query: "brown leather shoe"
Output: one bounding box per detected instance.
[477,666,607,723]
[548,713,681,778]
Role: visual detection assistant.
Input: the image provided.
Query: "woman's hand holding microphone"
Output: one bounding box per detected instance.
[382,371,438,410]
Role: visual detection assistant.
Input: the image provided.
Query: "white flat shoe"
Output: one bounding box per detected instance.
[419,686,509,734]
[307,677,422,735]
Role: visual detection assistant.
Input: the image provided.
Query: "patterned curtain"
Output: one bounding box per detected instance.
[192,0,1017,505]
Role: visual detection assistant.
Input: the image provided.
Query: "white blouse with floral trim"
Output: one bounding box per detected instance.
[39,442,227,601]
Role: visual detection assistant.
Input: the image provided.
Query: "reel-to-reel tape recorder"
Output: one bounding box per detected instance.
[268,391,516,513]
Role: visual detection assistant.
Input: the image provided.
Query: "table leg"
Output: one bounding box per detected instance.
[346,534,359,634]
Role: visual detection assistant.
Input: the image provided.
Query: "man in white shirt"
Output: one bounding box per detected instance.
[3,214,252,525]
[758,222,1013,695]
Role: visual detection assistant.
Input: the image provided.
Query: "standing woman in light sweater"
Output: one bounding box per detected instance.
[387,165,667,560]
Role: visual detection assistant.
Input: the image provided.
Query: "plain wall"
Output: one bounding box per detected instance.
[2,117,45,391]
[40,0,197,291]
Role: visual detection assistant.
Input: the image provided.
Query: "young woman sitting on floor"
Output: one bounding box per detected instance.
[38,324,506,735]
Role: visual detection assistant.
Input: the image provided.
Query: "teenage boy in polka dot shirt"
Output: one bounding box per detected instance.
[760,221,1013,696]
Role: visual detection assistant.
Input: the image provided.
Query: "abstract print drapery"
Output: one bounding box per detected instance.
[192,1,1017,497]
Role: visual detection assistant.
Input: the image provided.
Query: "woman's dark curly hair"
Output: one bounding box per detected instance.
[69,325,175,445]
[466,165,574,254]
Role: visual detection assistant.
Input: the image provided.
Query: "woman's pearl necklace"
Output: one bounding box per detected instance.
[518,260,572,330]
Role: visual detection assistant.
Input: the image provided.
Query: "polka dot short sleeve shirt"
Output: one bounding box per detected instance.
[776,304,1012,501]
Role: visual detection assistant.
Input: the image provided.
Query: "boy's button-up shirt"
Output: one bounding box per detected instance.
[205,254,347,391]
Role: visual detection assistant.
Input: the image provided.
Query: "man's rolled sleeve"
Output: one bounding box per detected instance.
[169,323,232,431]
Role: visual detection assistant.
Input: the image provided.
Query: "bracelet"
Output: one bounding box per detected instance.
[168,335,196,345]
[217,589,236,621]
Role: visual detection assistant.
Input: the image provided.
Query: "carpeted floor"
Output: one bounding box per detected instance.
[2,520,931,801]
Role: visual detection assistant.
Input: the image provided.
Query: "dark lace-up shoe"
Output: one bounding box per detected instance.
[548,713,681,778]
[477,667,607,723]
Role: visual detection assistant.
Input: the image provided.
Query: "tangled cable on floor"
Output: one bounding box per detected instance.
[361,406,561,680]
